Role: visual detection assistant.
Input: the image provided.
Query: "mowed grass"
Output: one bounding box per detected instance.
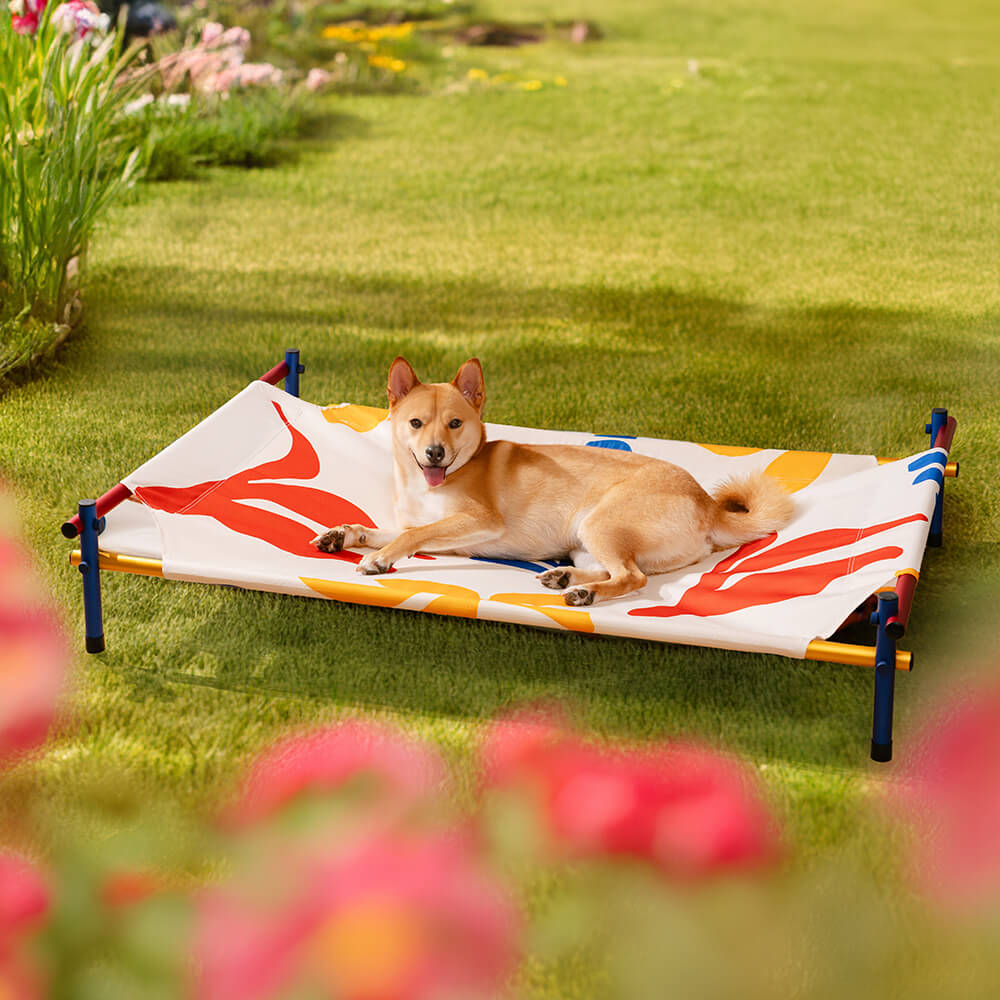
[2,0,999,857]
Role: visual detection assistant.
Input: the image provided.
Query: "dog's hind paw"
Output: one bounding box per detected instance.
[311,527,346,553]
[538,568,572,590]
[564,588,595,607]
[358,553,392,575]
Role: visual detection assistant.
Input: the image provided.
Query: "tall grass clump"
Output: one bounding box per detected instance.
[0,6,142,381]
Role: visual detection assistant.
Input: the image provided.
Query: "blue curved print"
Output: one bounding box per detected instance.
[908,450,945,488]
[471,556,570,574]
[586,439,633,452]
[912,467,945,488]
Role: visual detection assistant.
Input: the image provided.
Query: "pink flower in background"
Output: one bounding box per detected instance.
[482,711,779,878]
[306,67,332,92]
[0,853,49,936]
[0,493,69,766]
[9,0,47,34]
[238,62,283,87]
[214,24,250,52]
[199,20,224,46]
[208,65,240,93]
[51,0,109,41]
[199,22,250,51]
[0,853,50,1000]
[894,676,1000,913]
[227,720,447,827]
[195,831,520,1000]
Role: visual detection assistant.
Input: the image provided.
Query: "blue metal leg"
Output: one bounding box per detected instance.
[77,499,106,654]
[870,591,899,762]
[284,349,304,397]
[925,407,948,547]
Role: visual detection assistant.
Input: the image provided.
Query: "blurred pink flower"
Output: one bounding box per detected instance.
[195,831,520,1000]
[217,25,250,52]
[482,711,779,878]
[306,68,332,92]
[226,720,447,827]
[0,502,69,766]
[9,0,47,34]
[0,853,50,1000]
[894,677,1000,913]
[0,853,49,935]
[207,66,240,93]
[200,20,224,46]
[51,0,109,41]
[159,48,223,91]
[238,62,283,87]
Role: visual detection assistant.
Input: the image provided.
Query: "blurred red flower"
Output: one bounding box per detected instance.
[194,831,520,1000]
[9,0,48,35]
[0,852,50,1000]
[0,494,69,767]
[226,720,448,827]
[482,711,779,878]
[894,677,1000,913]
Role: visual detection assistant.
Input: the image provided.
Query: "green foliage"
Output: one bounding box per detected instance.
[116,88,319,181]
[0,11,142,378]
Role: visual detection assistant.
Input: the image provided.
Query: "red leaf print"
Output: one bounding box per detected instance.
[630,514,927,620]
[135,402,374,563]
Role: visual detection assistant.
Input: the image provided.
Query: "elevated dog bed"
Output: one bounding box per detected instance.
[63,352,959,761]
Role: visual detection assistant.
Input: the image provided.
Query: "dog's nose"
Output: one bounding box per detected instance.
[425,444,446,466]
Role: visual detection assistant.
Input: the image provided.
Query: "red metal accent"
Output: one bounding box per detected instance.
[887,572,918,638]
[933,416,957,454]
[259,360,290,386]
[62,483,133,539]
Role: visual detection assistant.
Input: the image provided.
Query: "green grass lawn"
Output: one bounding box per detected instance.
[2,0,999,864]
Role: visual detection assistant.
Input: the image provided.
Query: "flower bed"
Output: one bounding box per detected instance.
[0,3,141,381]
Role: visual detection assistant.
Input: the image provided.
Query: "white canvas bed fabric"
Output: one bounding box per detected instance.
[99,380,946,659]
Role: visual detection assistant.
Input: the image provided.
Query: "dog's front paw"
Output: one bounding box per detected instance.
[538,568,571,590]
[564,588,595,607]
[311,526,346,553]
[358,552,392,575]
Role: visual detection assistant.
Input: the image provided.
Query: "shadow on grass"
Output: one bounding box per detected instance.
[80,264,991,454]
[102,566,874,772]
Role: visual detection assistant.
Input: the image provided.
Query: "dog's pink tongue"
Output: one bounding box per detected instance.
[423,466,446,487]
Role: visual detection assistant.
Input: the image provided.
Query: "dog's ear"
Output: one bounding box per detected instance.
[387,357,420,406]
[452,358,485,413]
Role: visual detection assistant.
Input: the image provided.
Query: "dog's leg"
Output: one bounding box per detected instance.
[357,513,504,575]
[311,524,396,553]
[538,549,610,591]
[561,515,647,607]
[562,553,646,606]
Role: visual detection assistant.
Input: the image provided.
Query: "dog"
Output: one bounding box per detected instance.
[310,358,794,606]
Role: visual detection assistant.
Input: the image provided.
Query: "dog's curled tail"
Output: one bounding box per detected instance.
[709,472,795,549]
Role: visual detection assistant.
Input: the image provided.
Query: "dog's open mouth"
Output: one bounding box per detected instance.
[414,458,449,487]
[422,465,447,487]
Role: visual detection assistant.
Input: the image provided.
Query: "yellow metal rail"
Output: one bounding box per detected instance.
[69,550,164,578]
[805,639,911,672]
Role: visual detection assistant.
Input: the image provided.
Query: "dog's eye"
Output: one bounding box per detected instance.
[409,418,423,429]
[448,419,463,429]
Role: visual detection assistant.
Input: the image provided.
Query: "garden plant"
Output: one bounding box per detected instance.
[0,3,141,379]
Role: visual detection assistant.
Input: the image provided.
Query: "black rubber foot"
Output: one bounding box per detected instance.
[85,634,105,654]
[928,532,942,548]
[870,740,892,763]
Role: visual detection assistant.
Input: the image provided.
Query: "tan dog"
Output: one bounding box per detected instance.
[311,358,794,606]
